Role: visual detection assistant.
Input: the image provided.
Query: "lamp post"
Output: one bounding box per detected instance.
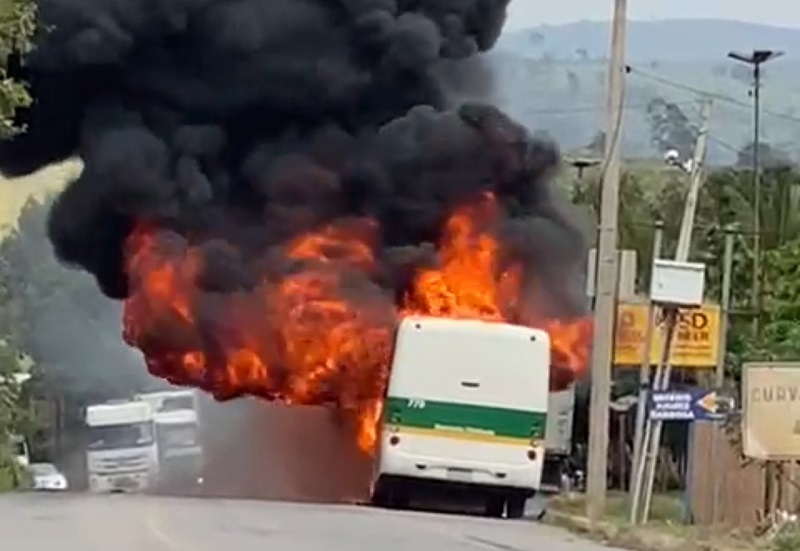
[727,50,784,332]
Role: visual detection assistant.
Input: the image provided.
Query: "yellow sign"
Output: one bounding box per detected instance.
[613,302,720,368]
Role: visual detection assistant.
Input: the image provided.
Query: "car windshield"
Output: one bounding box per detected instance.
[30,463,57,476]
[87,422,154,450]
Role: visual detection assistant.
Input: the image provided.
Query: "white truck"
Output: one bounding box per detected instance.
[371,317,550,519]
[541,387,577,492]
[135,390,204,493]
[85,400,158,493]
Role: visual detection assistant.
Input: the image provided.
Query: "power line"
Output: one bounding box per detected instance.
[522,100,695,115]
[627,66,800,125]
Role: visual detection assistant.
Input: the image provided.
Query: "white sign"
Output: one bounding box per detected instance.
[742,362,800,460]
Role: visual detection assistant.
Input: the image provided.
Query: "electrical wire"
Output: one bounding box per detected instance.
[627,65,800,125]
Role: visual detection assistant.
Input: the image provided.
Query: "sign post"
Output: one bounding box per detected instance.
[645,388,733,524]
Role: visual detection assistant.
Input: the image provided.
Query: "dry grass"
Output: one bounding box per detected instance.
[546,492,766,551]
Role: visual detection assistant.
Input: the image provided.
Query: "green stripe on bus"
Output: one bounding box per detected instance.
[384,396,547,440]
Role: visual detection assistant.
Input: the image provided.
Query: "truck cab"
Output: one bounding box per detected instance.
[85,400,158,493]
[135,390,204,492]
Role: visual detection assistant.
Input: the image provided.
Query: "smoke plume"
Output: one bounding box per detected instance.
[0,0,590,430]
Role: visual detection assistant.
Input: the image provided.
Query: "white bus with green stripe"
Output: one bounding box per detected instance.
[371,316,549,519]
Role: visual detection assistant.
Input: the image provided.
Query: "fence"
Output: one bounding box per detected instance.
[690,421,800,527]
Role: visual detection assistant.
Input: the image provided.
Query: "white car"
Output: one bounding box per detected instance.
[29,463,68,492]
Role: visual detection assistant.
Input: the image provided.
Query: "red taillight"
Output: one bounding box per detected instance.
[389,435,400,446]
[527,449,537,461]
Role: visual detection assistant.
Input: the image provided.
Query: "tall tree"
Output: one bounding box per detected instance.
[0,0,36,485]
[0,197,158,430]
[645,97,698,160]
[0,0,35,137]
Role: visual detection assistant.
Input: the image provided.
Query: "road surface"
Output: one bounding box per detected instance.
[0,494,624,551]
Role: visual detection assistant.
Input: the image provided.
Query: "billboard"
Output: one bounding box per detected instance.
[742,362,800,460]
[613,302,720,368]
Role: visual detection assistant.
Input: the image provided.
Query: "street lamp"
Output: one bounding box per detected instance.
[567,157,603,180]
[727,49,784,331]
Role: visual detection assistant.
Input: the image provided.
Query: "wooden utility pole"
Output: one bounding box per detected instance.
[709,227,735,523]
[585,0,627,523]
[628,220,663,510]
[637,99,712,524]
[717,228,734,388]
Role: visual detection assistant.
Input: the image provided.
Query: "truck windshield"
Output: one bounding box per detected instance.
[159,396,193,412]
[88,422,154,450]
[158,423,198,448]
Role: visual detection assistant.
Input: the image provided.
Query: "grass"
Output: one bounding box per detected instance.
[546,491,766,551]
[771,525,800,551]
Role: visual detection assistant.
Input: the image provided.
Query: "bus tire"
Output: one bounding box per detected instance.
[506,494,526,519]
[388,488,410,510]
[370,481,391,508]
[484,496,505,518]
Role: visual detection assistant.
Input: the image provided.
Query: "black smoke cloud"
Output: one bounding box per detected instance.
[0,0,586,320]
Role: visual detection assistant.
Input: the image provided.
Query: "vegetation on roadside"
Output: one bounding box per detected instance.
[0,0,35,137]
[0,0,38,488]
[771,523,800,551]
[547,493,766,551]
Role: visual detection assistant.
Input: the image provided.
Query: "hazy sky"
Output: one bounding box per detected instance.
[505,1,799,31]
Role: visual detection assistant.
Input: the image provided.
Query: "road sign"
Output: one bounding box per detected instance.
[614,301,720,368]
[742,362,800,460]
[648,388,732,422]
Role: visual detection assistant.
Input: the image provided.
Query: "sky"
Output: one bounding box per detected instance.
[505,1,800,32]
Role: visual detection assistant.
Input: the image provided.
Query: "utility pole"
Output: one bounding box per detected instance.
[710,226,735,524]
[628,220,663,511]
[727,50,784,334]
[586,0,627,523]
[716,227,735,388]
[636,99,712,524]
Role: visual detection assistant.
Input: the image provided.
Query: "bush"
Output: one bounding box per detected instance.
[0,444,28,492]
[772,523,800,551]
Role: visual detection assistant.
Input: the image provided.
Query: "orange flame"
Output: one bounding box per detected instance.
[123,195,591,453]
[402,192,591,385]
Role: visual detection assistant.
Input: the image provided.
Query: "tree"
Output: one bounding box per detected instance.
[736,141,793,170]
[0,0,36,137]
[0,196,159,459]
[570,161,800,376]
[0,316,26,489]
[645,97,698,159]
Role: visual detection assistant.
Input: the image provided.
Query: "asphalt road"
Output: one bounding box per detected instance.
[0,493,624,551]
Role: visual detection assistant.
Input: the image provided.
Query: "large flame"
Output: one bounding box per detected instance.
[123,194,591,453]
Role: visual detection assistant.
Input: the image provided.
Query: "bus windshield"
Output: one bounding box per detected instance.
[87,422,154,450]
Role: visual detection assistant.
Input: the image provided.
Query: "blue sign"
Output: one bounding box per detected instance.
[647,388,732,422]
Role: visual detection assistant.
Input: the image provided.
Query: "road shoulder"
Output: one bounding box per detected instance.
[545,496,766,551]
